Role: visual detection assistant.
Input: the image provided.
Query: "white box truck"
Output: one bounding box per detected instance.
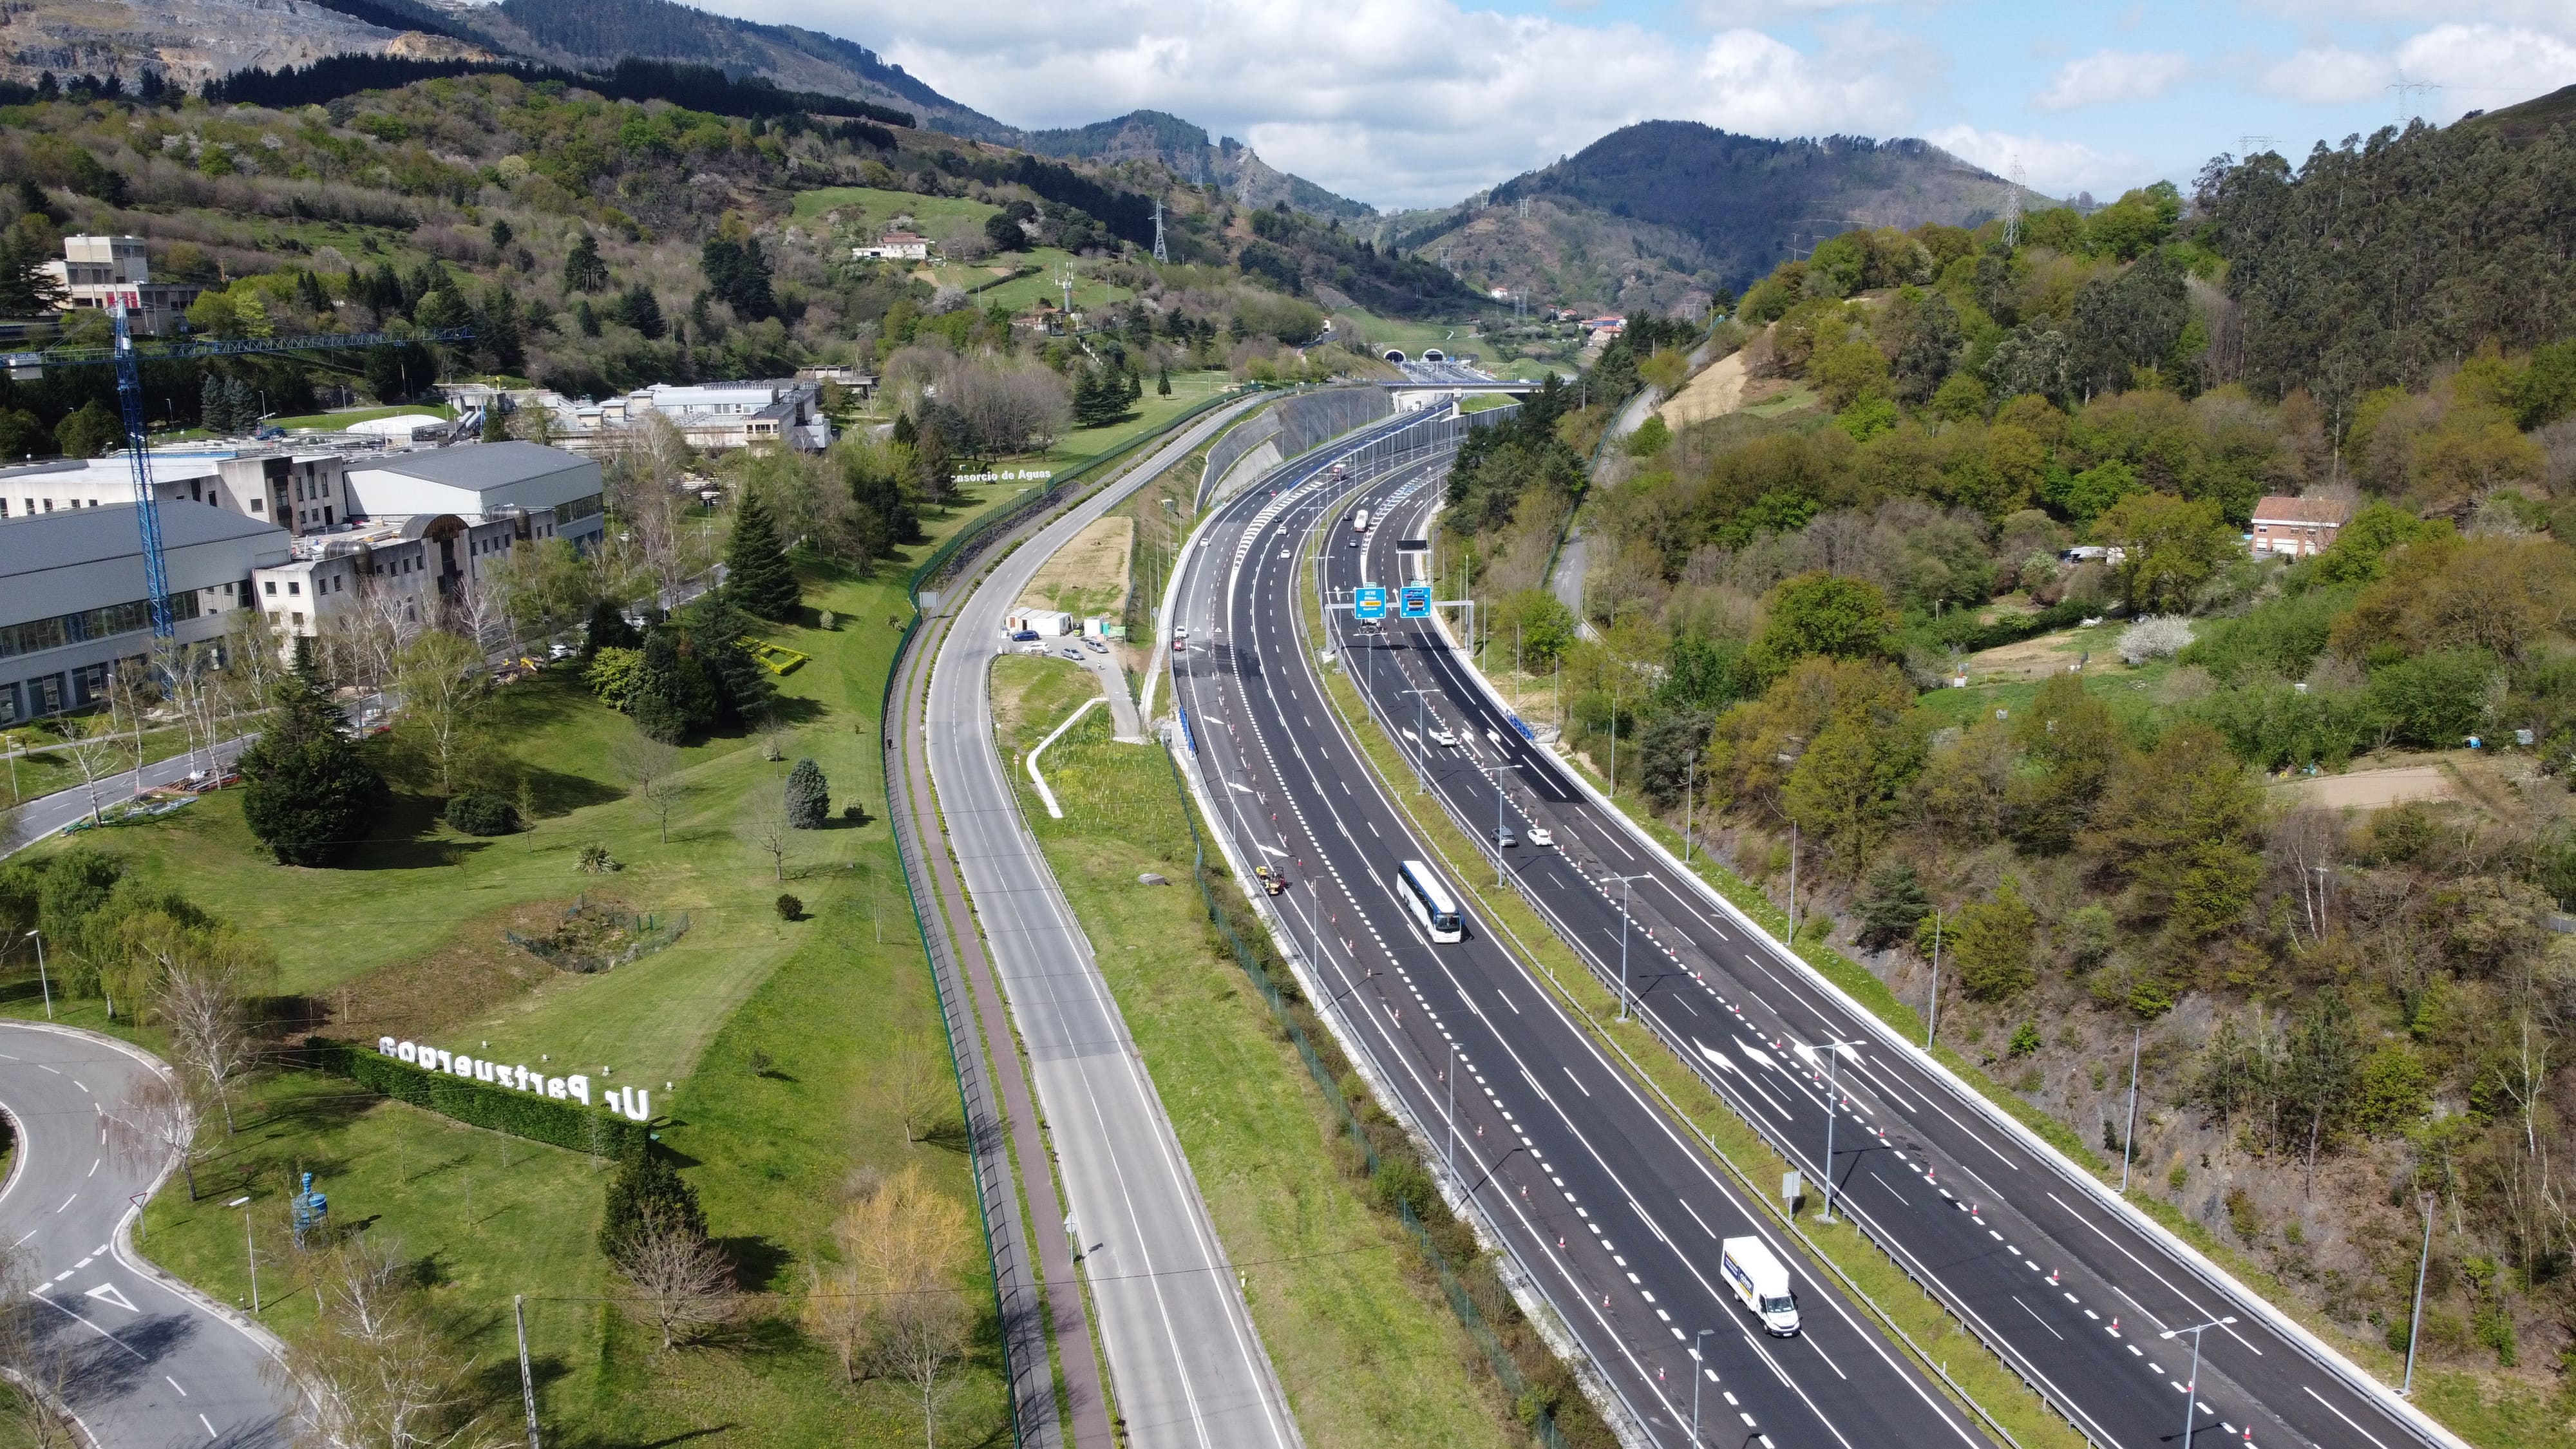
[1720,1236,1801,1336]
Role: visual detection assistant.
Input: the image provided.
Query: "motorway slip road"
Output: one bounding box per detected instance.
[0,1021,296,1447]
[920,401,1327,1449]
[1166,432,1989,1449]
[1307,470,2453,1449]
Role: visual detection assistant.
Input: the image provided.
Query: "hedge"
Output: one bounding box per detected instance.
[301,1037,649,1158]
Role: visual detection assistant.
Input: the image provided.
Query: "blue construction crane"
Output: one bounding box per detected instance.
[6,308,471,639]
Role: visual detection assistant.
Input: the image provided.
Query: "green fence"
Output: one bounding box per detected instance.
[1159,744,1573,1449]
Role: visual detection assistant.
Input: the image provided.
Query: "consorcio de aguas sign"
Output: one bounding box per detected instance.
[377,1036,654,1122]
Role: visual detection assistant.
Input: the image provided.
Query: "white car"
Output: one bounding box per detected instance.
[1528,826,1555,849]
[1429,726,1457,748]
[1018,641,1047,654]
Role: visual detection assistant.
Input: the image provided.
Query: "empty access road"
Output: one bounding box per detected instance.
[0,1021,295,1448]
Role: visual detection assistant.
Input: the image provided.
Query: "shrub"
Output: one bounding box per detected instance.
[303,1038,648,1159]
[578,843,618,873]
[586,646,643,708]
[444,792,519,836]
[2117,614,2193,665]
[237,672,387,866]
[784,758,829,829]
[2008,1021,2042,1056]
[600,1142,706,1262]
[775,893,802,921]
[1954,878,2038,999]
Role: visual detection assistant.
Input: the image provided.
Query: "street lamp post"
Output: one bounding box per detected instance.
[2121,1026,2141,1193]
[2159,1315,2235,1449]
[1607,873,1649,1021]
[2404,1192,2434,1395]
[1818,1037,1859,1224]
[23,929,48,1020]
[1924,909,1942,1049]
[228,1195,261,1313]
[1690,1327,1712,1444]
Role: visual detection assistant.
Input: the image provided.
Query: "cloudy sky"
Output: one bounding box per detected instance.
[691,0,2576,211]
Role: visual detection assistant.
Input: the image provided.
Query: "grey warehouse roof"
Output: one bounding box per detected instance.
[0,500,287,574]
[358,440,585,489]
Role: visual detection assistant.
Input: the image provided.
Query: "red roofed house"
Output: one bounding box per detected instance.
[2249,495,2353,556]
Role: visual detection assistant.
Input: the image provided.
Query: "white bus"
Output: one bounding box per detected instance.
[1352,507,1370,535]
[1396,859,1463,942]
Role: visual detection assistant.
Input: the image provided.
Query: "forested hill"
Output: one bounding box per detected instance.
[402,0,1017,139]
[1484,121,2057,293]
[1020,111,1377,219]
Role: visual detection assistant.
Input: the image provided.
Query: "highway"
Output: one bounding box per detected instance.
[1164,424,1989,1449]
[1262,459,2460,1449]
[0,1021,295,1447]
[916,410,1432,1448]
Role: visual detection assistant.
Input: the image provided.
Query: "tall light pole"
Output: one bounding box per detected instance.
[2404,1192,2434,1396]
[1681,753,1695,866]
[2121,1026,2141,1193]
[1475,760,1510,887]
[1817,1037,1860,1224]
[1447,1041,1458,1180]
[1690,1327,1713,1444]
[1607,872,1649,1021]
[1923,908,1942,1049]
[229,1195,261,1313]
[23,929,48,1019]
[2159,1315,2235,1449]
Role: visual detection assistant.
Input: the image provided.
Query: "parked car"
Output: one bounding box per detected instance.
[1528,826,1555,848]
[1010,629,1041,643]
[1083,638,1109,654]
[1061,648,1084,661]
[1019,642,1047,654]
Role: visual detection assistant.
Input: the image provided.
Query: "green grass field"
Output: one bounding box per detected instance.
[992,656,1522,1449]
[31,488,1021,1449]
[273,402,455,431]
[790,184,998,234]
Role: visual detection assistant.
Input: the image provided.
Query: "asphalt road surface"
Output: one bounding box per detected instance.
[918,408,1412,1448]
[1285,464,2458,1449]
[0,1021,295,1448]
[1166,432,1990,1449]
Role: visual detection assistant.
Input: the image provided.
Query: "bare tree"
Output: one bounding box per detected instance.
[800,1259,875,1386]
[878,1034,954,1147]
[110,1070,207,1200]
[159,965,257,1134]
[880,1287,969,1447]
[55,716,127,825]
[394,631,485,795]
[742,784,790,882]
[614,735,683,843]
[0,1242,81,1449]
[614,1209,737,1351]
[105,658,158,780]
[288,1236,502,1449]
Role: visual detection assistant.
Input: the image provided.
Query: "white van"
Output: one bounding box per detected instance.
[1720,1236,1801,1336]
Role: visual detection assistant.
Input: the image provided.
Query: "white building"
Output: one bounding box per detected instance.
[38,236,204,337]
[852,231,931,261]
[0,500,285,722]
[2249,495,2353,558]
[551,380,830,455]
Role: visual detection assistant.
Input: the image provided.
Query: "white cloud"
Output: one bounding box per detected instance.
[2394,24,2576,108]
[693,0,1935,209]
[2032,48,2190,111]
[2259,46,2388,104]
[1924,124,2143,198]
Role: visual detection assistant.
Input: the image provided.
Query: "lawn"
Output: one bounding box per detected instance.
[1018,372,1236,475]
[272,402,455,431]
[32,487,1023,1449]
[790,184,998,234]
[991,656,1522,1449]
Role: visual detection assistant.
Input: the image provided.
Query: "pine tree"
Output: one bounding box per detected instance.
[236,670,388,866]
[563,234,608,293]
[599,1144,705,1262]
[1157,365,1171,397]
[784,758,829,829]
[627,630,696,744]
[724,491,799,621]
[200,372,226,433]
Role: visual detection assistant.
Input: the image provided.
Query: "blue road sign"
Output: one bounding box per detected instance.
[1354,587,1390,620]
[1399,584,1432,618]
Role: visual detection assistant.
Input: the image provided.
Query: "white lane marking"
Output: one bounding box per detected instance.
[73,1080,88,1094]
[2047,1191,2259,1354]
[55,1193,76,1213]
[87,1158,98,1178]
[200,1413,218,1439]
[26,1293,144,1359]
[167,1376,188,1397]
[1871,1171,1909,1206]
[2303,1385,2396,1449]
[1678,1198,1718,1238]
[2012,1296,2064,1339]
[1563,1067,1591,1097]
